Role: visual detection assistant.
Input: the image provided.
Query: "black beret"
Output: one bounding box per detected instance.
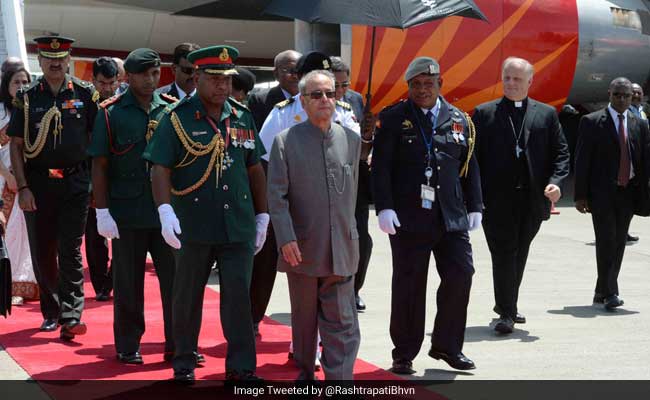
[124,48,161,73]
[232,67,256,92]
[295,52,332,75]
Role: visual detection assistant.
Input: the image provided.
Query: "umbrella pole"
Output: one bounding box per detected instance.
[364,26,376,113]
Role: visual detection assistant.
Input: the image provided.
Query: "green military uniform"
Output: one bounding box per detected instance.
[87,48,177,358]
[7,36,98,334]
[143,45,264,376]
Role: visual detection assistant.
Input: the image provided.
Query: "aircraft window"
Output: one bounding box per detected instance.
[610,7,643,31]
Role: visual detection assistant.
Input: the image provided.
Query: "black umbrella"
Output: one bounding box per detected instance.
[1,227,11,318]
[265,0,488,109]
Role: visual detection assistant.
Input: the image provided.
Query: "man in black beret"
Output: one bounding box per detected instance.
[88,48,178,364]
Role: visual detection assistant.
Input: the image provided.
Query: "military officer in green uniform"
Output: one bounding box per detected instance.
[8,36,98,340]
[87,48,177,364]
[144,45,269,383]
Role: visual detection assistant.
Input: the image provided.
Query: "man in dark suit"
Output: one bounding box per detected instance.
[372,57,482,373]
[331,56,373,311]
[574,77,650,310]
[246,49,301,336]
[472,57,570,334]
[248,50,301,131]
[156,43,200,100]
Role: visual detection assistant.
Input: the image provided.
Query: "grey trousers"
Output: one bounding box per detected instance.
[287,272,360,380]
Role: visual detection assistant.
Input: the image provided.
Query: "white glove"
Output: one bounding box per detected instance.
[96,208,120,239]
[254,213,270,255]
[468,212,482,231]
[378,209,401,235]
[158,204,182,249]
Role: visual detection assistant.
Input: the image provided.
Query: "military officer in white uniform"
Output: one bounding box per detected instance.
[259,52,359,162]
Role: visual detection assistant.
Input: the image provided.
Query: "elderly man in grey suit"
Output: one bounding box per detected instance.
[267,70,361,381]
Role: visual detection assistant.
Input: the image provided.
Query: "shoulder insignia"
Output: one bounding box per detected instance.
[92,90,100,103]
[99,94,122,109]
[336,100,351,110]
[160,92,179,104]
[275,97,295,109]
[227,96,250,112]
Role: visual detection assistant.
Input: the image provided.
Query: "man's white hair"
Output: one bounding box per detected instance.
[298,70,335,94]
[502,57,534,77]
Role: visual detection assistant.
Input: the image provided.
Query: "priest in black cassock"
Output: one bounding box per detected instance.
[472,57,570,334]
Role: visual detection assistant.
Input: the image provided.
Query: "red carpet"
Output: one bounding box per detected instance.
[0,253,397,382]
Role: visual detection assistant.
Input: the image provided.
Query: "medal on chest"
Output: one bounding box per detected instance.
[451,118,465,143]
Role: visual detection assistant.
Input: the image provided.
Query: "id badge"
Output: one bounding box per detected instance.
[421,184,435,209]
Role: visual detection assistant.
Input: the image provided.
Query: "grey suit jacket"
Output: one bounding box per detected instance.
[268,121,361,277]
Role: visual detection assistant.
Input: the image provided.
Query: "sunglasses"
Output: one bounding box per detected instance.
[178,65,196,75]
[335,82,350,89]
[306,90,336,100]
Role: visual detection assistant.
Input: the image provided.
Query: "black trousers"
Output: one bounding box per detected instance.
[173,241,256,373]
[354,160,373,295]
[112,229,174,354]
[482,189,542,318]
[389,227,474,361]
[24,166,89,322]
[85,207,112,296]
[591,188,635,298]
[249,222,277,324]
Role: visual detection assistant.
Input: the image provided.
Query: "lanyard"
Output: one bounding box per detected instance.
[205,115,230,149]
[410,100,439,160]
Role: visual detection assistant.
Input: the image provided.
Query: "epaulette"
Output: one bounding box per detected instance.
[99,93,122,109]
[11,81,39,109]
[71,75,94,91]
[274,97,295,109]
[162,98,187,114]
[160,92,179,104]
[336,100,351,110]
[228,96,250,111]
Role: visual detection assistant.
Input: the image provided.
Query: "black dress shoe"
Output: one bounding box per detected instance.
[225,370,263,382]
[355,296,366,311]
[95,290,111,302]
[513,313,526,324]
[60,320,87,340]
[164,351,205,364]
[39,319,58,332]
[593,293,606,304]
[117,352,143,364]
[494,316,514,334]
[173,368,195,384]
[604,295,624,310]
[627,234,639,242]
[428,347,476,370]
[390,359,415,375]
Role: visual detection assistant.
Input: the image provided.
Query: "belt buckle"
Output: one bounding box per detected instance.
[48,169,64,179]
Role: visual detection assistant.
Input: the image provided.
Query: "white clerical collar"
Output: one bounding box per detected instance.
[175,83,196,99]
[420,97,441,117]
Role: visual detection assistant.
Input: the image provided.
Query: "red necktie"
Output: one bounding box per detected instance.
[617,113,630,187]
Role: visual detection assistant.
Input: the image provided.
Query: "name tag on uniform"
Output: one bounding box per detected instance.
[421,184,435,209]
[192,131,207,137]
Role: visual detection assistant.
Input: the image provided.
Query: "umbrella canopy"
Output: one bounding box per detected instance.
[265,0,488,111]
[264,0,487,29]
